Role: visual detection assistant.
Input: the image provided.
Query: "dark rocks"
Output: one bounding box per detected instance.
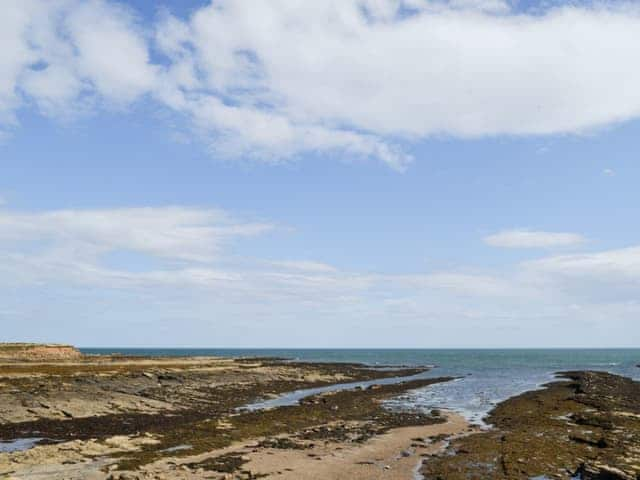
[571,412,615,430]
[577,462,637,480]
[258,437,311,450]
[569,433,609,448]
[184,453,248,473]
[107,473,141,480]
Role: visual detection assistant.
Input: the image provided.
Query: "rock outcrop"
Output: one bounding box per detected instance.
[0,343,82,361]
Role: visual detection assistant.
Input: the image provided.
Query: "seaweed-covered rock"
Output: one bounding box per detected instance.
[421,371,640,480]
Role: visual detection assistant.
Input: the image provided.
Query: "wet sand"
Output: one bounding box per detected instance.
[241,413,471,479]
[134,412,471,480]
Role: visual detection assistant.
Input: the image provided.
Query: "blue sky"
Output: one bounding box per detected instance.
[1,0,639,347]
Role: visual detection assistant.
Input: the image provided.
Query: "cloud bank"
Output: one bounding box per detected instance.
[1,206,638,346]
[2,0,640,167]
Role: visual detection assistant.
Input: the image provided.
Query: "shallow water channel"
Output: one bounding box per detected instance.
[240,369,435,411]
[0,438,44,453]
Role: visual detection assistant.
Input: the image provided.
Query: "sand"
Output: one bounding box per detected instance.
[139,412,472,480]
[243,413,471,479]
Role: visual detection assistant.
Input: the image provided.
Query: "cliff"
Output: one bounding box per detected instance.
[0,343,82,361]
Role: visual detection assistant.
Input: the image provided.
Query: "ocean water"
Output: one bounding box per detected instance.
[82,348,640,425]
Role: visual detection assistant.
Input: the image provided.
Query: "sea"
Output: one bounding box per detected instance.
[81,348,640,425]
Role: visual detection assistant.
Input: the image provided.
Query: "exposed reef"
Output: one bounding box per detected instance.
[0,352,449,479]
[421,371,640,480]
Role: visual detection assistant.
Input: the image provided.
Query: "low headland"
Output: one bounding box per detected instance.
[0,344,82,362]
[0,344,638,479]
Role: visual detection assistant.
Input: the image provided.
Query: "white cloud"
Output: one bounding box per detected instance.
[0,205,527,302]
[520,245,640,304]
[0,207,273,263]
[163,1,640,142]
[525,245,640,279]
[21,64,83,111]
[484,229,586,248]
[1,0,156,122]
[603,168,616,176]
[392,272,537,298]
[65,0,158,103]
[0,1,37,125]
[2,1,640,167]
[267,260,338,273]
[173,94,411,170]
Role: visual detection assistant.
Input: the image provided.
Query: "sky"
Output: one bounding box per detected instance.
[1,0,639,348]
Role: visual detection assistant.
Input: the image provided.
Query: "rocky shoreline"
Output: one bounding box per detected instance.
[421,370,640,480]
[1,350,639,479]
[0,352,451,479]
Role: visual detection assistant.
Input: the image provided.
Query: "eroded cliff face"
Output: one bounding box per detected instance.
[0,343,82,361]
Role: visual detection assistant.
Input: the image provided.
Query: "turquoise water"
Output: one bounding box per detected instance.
[82,348,640,424]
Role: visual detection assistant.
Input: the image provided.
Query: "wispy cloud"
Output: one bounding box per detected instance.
[3,1,640,168]
[0,207,273,263]
[524,245,640,280]
[484,229,586,248]
[266,260,338,273]
[520,245,640,304]
[1,205,639,345]
[0,206,516,306]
